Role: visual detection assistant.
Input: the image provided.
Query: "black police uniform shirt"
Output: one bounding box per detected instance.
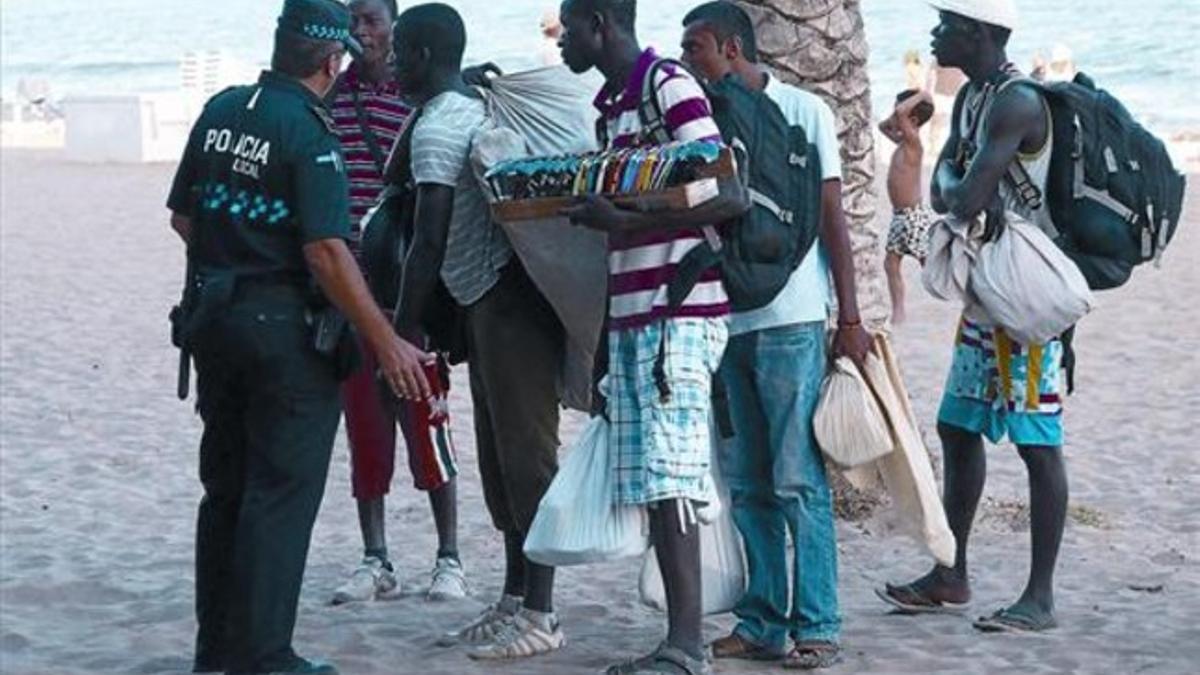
[167,70,350,279]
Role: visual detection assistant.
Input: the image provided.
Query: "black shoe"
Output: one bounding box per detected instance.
[192,660,223,673]
[269,657,338,675]
[226,657,338,675]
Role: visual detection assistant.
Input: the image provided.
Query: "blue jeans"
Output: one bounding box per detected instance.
[717,322,840,650]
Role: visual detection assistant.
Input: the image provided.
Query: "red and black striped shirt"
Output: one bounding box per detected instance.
[329,65,413,256]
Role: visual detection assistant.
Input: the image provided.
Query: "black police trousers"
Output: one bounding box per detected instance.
[189,284,340,673]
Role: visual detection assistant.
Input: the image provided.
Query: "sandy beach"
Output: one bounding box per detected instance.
[1,149,1197,674]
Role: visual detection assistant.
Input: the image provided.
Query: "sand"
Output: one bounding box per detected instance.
[1,149,1197,674]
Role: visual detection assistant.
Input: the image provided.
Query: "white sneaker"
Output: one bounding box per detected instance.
[427,557,469,601]
[330,557,400,605]
[434,594,521,647]
[467,608,565,660]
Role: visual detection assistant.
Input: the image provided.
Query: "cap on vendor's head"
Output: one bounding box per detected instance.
[928,0,1020,31]
[278,0,363,57]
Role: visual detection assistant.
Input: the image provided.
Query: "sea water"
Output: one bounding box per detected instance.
[2,0,1197,135]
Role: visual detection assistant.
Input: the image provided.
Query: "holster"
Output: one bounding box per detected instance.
[309,304,361,382]
[170,268,236,400]
[172,271,237,349]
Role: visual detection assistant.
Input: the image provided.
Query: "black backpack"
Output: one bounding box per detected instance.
[360,108,421,311]
[359,109,468,364]
[605,59,824,313]
[995,73,1187,290]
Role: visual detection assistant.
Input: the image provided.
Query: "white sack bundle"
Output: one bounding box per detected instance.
[971,212,1095,345]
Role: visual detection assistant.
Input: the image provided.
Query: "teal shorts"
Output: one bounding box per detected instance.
[937,318,1065,447]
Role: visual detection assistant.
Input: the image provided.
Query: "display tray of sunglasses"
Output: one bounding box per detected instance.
[484,145,729,223]
[491,177,734,222]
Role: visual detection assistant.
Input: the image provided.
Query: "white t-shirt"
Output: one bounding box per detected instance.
[729,75,843,336]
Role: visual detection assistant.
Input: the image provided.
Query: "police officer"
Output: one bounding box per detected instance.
[166,1,432,672]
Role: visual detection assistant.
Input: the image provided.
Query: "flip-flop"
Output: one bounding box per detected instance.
[783,641,842,670]
[605,642,711,675]
[875,584,970,615]
[972,607,1058,633]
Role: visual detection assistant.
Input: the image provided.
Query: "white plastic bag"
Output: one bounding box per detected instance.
[638,440,746,616]
[814,356,894,469]
[637,503,746,616]
[972,214,1095,345]
[524,417,648,566]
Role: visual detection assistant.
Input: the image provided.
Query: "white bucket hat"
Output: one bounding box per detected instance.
[928,0,1020,31]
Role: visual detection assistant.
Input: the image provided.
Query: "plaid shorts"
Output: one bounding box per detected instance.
[886,206,937,260]
[608,318,728,506]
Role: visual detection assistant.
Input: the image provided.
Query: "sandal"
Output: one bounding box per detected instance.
[605,642,712,675]
[783,640,842,670]
[710,633,784,661]
[875,583,970,615]
[972,606,1058,633]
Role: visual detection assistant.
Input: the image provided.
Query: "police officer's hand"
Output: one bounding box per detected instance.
[376,335,435,401]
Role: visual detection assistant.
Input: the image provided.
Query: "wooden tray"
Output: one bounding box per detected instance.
[490,147,736,223]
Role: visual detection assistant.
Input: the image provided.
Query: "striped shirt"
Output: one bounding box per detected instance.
[411,90,511,306]
[329,65,412,254]
[595,48,728,330]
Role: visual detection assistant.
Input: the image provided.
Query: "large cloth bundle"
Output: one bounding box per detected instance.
[470,66,607,412]
[923,212,1095,345]
[843,334,956,568]
[922,214,978,306]
[524,417,649,566]
[972,214,1095,345]
[814,357,894,469]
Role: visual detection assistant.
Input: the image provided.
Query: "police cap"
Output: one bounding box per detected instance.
[277,0,363,58]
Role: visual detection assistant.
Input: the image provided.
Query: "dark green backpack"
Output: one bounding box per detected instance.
[621,60,824,313]
[989,73,1187,289]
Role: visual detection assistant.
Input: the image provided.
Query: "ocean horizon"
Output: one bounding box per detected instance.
[2,0,1198,136]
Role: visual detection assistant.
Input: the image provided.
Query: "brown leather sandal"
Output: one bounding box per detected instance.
[710,633,784,661]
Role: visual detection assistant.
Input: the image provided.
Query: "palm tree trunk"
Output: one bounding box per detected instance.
[737,0,889,519]
[735,0,888,331]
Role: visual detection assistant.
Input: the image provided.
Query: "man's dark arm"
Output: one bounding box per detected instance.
[560,178,749,234]
[930,88,967,214]
[818,179,873,365]
[394,183,455,338]
[935,86,1044,221]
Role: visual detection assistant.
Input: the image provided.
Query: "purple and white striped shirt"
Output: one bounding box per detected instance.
[595,48,728,330]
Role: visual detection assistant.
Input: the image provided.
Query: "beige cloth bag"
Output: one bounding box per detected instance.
[842,334,957,568]
[469,67,607,412]
[814,357,893,469]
